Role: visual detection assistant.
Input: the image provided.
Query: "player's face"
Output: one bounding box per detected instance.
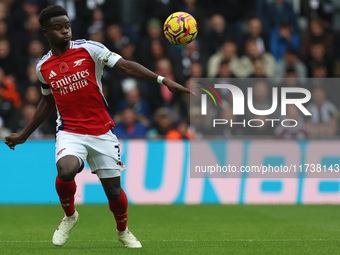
[44,15,72,48]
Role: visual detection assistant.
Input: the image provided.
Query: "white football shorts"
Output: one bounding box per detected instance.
[55,130,126,178]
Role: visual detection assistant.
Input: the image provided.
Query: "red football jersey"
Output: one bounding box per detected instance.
[36,40,122,136]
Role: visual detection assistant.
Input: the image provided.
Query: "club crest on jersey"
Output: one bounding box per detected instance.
[59,62,69,73]
[73,58,86,67]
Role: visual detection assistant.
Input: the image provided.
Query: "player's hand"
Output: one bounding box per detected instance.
[4,133,27,150]
[163,79,196,96]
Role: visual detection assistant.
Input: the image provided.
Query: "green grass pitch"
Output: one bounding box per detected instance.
[1,204,340,255]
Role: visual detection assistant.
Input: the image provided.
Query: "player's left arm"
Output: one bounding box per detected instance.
[114,58,193,95]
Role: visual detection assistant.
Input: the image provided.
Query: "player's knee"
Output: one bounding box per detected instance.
[57,161,78,182]
[108,187,121,200]
[57,169,76,182]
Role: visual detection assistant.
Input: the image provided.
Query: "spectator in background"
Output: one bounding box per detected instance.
[52,0,82,38]
[204,0,255,32]
[189,106,205,139]
[249,58,268,78]
[299,0,334,29]
[281,68,306,93]
[246,81,279,120]
[21,83,56,140]
[0,38,16,79]
[207,40,238,78]
[137,18,174,65]
[245,114,275,136]
[143,39,170,72]
[274,47,307,82]
[309,69,340,108]
[21,13,47,46]
[26,39,45,66]
[106,0,147,41]
[190,62,204,78]
[306,42,332,76]
[113,107,147,139]
[119,38,136,61]
[216,59,235,79]
[87,7,105,38]
[166,119,190,140]
[22,85,40,107]
[213,104,244,138]
[147,107,174,139]
[300,18,333,62]
[88,29,105,43]
[242,17,269,55]
[231,39,275,77]
[139,20,182,78]
[306,86,338,138]
[203,14,233,56]
[26,63,40,86]
[181,40,205,78]
[154,57,176,106]
[105,23,130,53]
[264,0,298,33]
[12,0,42,31]
[16,104,43,139]
[285,67,298,79]
[275,104,309,139]
[270,21,300,62]
[0,1,10,21]
[144,18,163,42]
[0,67,21,109]
[171,78,190,122]
[0,19,13,41]
[311,63,328,78]
[116,85,152,127]
[180,0,199,17]
[0,67,20,132]
[180,0,207,34]
[143,0,178,26]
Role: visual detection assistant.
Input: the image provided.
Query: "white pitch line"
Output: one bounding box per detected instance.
[0,239,340,243]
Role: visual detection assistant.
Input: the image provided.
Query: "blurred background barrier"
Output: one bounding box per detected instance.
[1,139,340,204]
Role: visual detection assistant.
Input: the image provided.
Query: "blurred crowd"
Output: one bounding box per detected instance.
[0,0,340,140]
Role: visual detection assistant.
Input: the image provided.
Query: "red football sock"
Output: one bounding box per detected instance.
[109,189,128,231]
[55,176,76,217]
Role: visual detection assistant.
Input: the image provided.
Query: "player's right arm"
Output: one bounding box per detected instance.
[4,93,55,150]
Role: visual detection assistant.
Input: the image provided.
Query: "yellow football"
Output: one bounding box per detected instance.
[163,12,198,46]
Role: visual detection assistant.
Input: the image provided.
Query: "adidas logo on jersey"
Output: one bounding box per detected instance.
[49,70,57,79]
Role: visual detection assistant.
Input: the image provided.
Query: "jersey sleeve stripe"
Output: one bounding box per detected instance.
[73,41,104,49]
[84,41,104,48]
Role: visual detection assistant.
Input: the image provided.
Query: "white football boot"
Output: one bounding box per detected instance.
[117,227,142,248]
[52,211,79,246]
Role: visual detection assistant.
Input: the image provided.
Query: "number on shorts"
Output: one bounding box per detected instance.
[114,145,121,161]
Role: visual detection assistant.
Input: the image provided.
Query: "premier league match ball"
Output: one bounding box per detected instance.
[163,12,198,46]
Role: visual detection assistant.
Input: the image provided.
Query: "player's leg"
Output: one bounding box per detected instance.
[56,155,79,216]
[100,176,142,248]
[100,176,127,230]
[87,130,141,247]
[52,155,81,246]
[52,131,87,246]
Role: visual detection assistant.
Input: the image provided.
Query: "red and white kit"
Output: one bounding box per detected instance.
[36,40,126,177]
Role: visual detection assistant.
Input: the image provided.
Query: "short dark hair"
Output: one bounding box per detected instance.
[39,5,68,28]
[286,66,296,74]
[286,47,298,56]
